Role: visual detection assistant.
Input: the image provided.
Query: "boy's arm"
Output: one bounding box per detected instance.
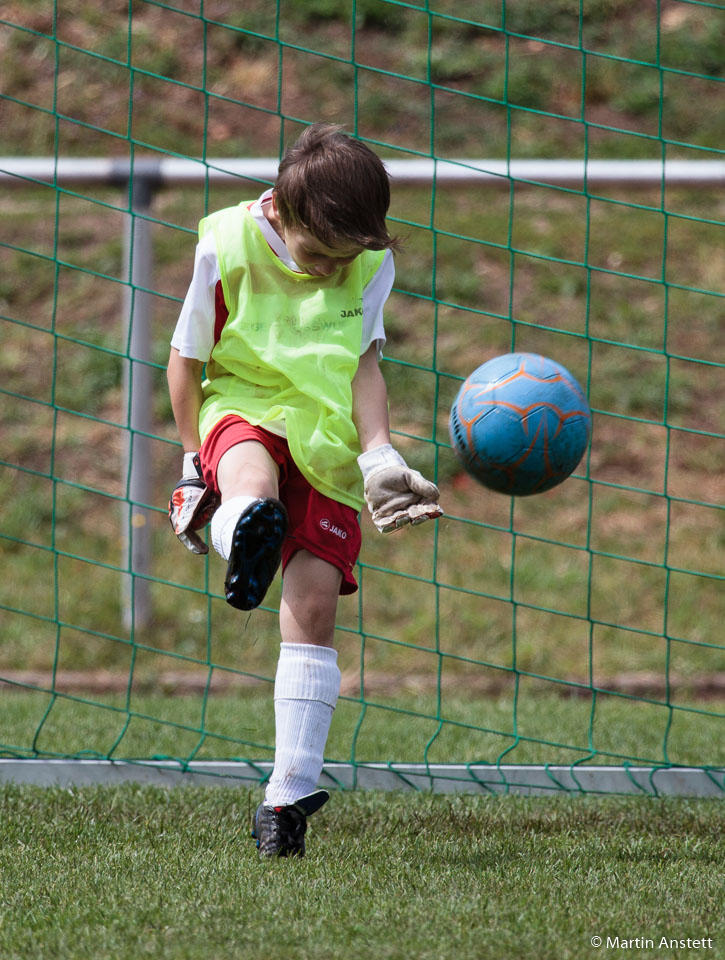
[353,344,442,534]
[167,347,204,451]
[351,342,392,453]
[166,348,218,554]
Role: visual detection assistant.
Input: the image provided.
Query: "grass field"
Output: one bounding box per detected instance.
[1,785,723,960]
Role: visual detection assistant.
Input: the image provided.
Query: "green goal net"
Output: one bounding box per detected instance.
[1,0,724,795]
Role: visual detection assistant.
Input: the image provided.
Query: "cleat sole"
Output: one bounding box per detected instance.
[224,498,288,611]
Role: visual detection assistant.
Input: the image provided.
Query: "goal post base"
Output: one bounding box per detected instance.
[0,760,723,797]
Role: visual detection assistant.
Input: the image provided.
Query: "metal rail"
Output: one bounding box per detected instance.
[3,156,725,188]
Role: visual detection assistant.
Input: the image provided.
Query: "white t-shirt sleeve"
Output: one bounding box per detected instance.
[361,248,394,359]
[170,230,220,361]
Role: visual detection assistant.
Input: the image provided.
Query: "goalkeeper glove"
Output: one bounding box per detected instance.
[168,452,220,555]
[358,443,443,534]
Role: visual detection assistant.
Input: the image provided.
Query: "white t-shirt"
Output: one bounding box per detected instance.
[171,189,394,363]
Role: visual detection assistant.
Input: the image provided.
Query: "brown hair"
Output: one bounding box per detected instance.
[274,123,400,252]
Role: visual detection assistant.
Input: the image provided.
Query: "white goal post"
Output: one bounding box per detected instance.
[2,156,725,189]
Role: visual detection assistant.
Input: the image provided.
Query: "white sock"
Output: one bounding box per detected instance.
[210,495,260,560]
[265,642,341,807]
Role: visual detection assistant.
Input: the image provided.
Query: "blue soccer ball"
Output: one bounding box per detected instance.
[449,352,592,496]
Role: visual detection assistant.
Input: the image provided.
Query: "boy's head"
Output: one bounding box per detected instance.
[273,123,399,255]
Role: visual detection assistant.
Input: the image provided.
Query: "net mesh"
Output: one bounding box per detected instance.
[1,0,724,791]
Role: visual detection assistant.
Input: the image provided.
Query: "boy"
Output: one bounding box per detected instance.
[167,123,442,858]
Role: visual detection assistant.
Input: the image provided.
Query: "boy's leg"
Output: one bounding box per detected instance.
[269,549,342,803]
[209,440,288,610]
[278,548,341,649]
[253,550,343,857]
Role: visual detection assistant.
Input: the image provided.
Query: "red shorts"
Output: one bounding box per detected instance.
[199,415,362,595]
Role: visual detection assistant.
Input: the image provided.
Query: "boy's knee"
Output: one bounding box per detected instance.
[217,441,279,500]
[286,589,338,636]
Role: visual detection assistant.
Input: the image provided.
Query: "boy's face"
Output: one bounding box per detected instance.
[282,226,363,278]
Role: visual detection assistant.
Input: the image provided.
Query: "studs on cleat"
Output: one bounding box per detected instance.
[224,498,288,611]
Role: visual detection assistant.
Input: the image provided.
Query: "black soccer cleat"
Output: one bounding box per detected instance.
[251,790,330,858]
[224,498,288,611]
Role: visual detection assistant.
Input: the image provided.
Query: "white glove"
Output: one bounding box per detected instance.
[358,444,443,534]
[168,452,220,555]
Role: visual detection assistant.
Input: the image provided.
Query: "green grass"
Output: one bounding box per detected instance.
[2,691,724,771]
[0,785,723,960]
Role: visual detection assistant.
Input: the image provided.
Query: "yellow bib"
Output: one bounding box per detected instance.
[198,202,384,510]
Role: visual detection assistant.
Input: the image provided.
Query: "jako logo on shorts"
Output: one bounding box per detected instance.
[319,518,348,540]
